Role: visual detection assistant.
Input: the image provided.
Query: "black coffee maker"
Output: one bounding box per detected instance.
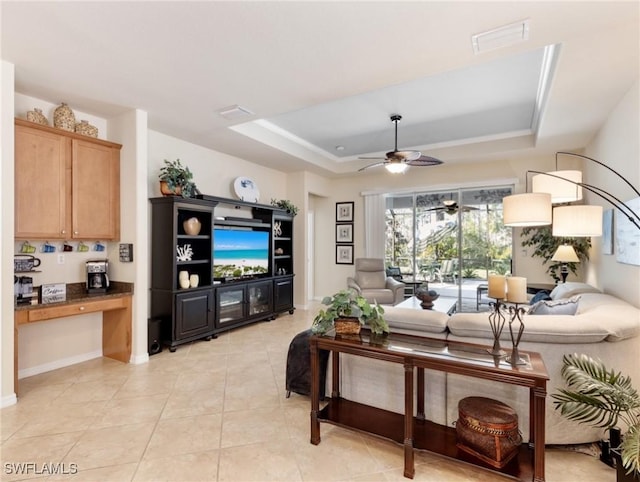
[86,259,109,293]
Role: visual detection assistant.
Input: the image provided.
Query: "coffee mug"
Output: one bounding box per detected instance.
[78,242,89,252]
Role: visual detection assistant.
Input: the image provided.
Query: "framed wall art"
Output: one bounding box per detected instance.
[615,197,640,266]
[336,202,354,222]
[602,209,613,255]
[336,223,353,243]
[336,244,354,264]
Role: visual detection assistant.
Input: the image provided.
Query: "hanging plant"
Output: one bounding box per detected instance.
[520,226,591,282]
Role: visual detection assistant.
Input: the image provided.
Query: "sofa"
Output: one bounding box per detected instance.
[335,282,640,445]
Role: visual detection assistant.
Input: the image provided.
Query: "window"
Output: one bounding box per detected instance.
[385,186,513,308]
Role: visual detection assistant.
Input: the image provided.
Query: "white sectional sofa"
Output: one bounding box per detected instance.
[336,282,640,445]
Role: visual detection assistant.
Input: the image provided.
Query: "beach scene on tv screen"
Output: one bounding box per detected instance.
[213,229,269,278]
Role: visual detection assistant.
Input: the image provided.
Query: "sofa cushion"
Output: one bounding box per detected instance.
[550,282,601,300]
[529,295,581,315]
[383,306,449,334]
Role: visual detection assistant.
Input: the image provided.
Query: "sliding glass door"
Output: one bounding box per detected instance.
[385,186,513,311]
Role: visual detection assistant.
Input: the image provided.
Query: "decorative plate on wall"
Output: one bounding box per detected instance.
[233,177,260,202]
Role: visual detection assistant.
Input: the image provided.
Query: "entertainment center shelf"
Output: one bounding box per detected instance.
[149,195,295,351]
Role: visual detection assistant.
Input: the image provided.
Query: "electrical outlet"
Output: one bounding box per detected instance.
[57,254,65,264]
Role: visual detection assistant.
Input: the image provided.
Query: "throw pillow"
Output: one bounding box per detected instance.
[529,290,552,305]
[529,295,581,315]
[549,282,601,300]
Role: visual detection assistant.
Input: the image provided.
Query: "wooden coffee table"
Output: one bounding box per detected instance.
[396,295,458,315]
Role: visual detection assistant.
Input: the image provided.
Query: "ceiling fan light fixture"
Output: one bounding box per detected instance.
[385,162,409,174]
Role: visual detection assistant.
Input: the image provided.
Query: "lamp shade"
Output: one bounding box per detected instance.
[532,170,583,203]
[551,245,580,263]
[552,205,603,237]
[385,161,409,174]
[503,193,552,226]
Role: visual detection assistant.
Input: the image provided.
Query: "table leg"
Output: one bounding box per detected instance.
[331,351,341,399]
[404,362,415,479]
[310,338,321,445]
[531,384,546,481]
[416,367,425,422]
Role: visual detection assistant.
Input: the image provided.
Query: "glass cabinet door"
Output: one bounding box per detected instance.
[248,281,272,317]
[217,286,245,325]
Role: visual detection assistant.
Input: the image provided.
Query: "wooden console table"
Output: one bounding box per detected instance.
[310,331,548,481]
[14,283,133,395]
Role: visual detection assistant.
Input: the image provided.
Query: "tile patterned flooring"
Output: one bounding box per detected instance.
[1,303,615,481]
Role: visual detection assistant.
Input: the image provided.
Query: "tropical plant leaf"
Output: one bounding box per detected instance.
[621,424,640,475]
[552,353,640,475]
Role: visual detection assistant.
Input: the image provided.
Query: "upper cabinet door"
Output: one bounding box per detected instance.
[72,139,120,240]
[15,125,72,239]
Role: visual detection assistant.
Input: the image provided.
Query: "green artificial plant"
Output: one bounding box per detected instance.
[553,353,640,476]
[270,198,298,216]
[312,289,389,335]
[159,159,196,198]
[520,226,591,282]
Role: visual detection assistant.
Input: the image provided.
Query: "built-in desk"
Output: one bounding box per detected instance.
[14,282,134,395]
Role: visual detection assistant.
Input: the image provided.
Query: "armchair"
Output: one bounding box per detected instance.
[347,258,405,305]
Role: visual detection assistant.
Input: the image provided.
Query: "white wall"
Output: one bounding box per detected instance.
[1,60,17,406]
[584,80,640,306]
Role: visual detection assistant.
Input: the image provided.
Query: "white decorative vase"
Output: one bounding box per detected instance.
[189,274,199,288]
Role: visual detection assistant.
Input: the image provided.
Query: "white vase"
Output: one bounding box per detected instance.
[179,278,190,289]
[189,274,199,288]
[179,270,189,281]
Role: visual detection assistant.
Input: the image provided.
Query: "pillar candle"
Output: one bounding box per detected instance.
[506,276,528,303]
[488,275,506,299]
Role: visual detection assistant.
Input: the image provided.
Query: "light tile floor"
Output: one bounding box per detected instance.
[1,303,615,481]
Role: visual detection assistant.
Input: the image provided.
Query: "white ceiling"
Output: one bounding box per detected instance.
[2,1,638,177]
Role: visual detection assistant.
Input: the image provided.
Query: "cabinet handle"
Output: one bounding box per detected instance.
[79,306,85,311]
[74,231,79,235]
[61,230,66,234]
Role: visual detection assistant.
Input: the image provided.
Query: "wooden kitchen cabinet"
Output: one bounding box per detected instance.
[14,119,121,240]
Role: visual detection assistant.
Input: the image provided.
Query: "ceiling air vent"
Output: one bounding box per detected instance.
[217,104,254,120]
[472,19,530,54]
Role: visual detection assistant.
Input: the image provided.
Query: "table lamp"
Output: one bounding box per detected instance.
[551,245,580,283]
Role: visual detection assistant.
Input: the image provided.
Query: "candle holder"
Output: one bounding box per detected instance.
[506,304,527,365]
[487,298,507,356]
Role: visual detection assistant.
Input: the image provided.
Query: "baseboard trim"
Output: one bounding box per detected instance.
[18,350,102,379]
[1,393,17,408]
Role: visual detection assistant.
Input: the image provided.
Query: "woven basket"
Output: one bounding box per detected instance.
[334,317,361,335]
[456,396,521,468]
[53,103,75,131]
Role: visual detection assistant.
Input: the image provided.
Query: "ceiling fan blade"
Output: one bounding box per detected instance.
[358,161,387,171]
[424,206,445,212]
[358,156,387,160]
[406,155,444,167]
[461,206,480,212]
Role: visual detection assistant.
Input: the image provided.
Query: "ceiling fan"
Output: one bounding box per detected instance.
[358,114,443,173]
[425,200,479,215]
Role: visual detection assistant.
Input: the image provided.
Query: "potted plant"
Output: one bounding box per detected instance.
[552,353,639,480]
[311,289,389,335]
[159,159,196,198]
[270,198,298,216]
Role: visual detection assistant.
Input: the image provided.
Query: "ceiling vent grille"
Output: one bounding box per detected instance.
[472,19,530,54]
[217,105,254,120]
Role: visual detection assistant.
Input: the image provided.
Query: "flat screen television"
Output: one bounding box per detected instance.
[213,228,269,279]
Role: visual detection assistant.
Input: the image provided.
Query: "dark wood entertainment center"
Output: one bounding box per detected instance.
[150,195,295,351]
